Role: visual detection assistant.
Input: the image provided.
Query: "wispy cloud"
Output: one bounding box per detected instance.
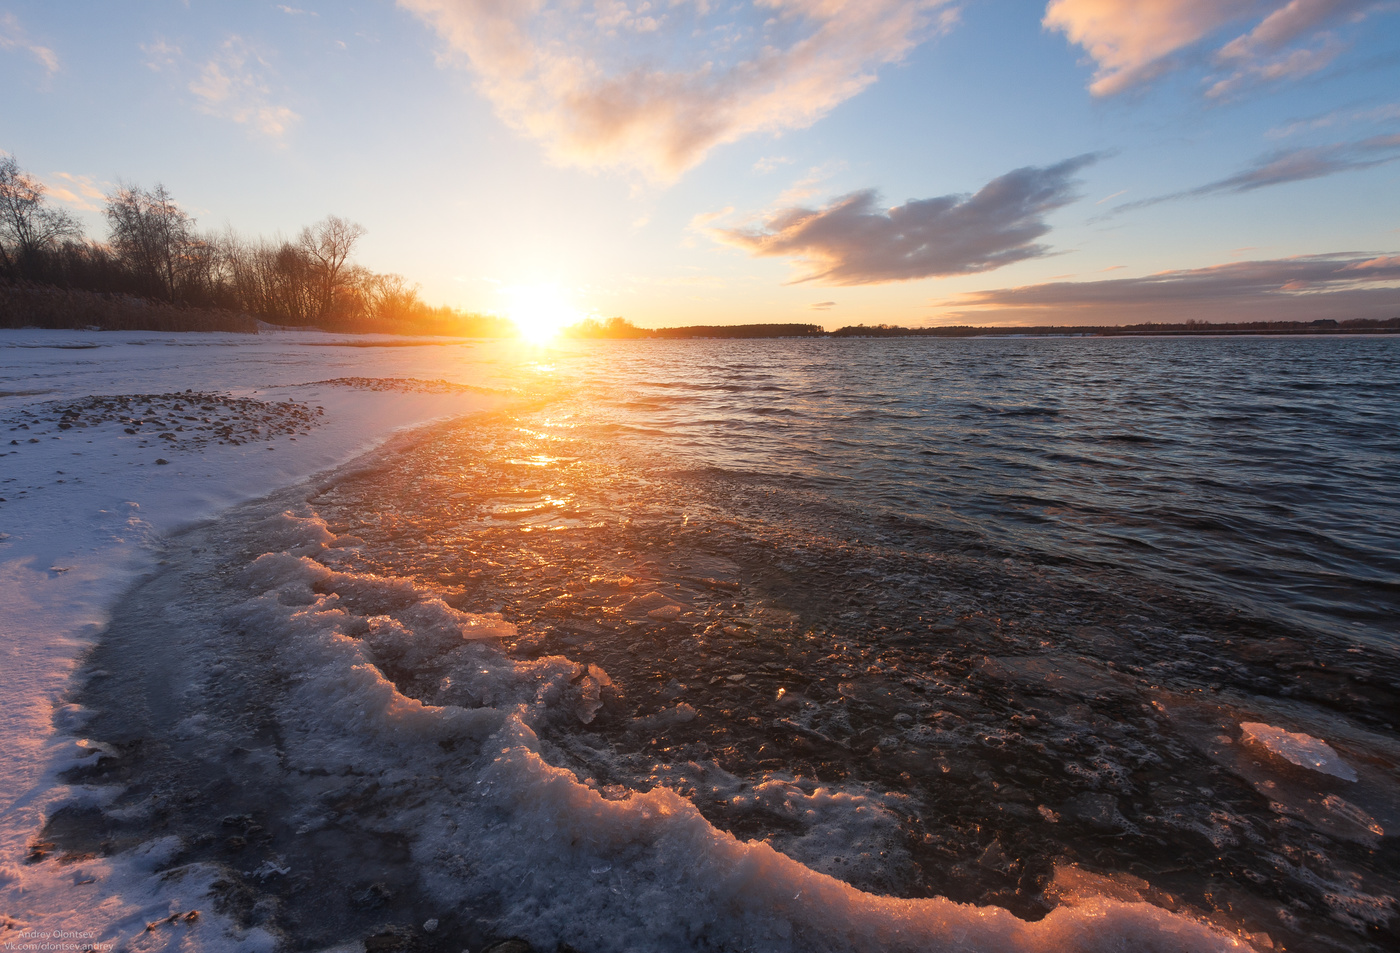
[776,161,847,204]
[398,0,961,182]
[43,172,107,211]
[1267,101,1400,138]
[141,37,182,72]
[0,12,59,74]
[1044,0,1391,98]
[1117,133,1400,211]
[708,155,1096,285]
[187,36,300,138]
[140,34,300,138]
[753,155,794,174]
[935,252,1400,324]
[811,300,836,310]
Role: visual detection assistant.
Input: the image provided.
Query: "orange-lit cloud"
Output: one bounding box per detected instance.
[43,172,107,212]
[1044,0,1388,98]
[398,0,960,182]
[709,155,1095,285]
[0,12,59,75]
[934,252,1400,325]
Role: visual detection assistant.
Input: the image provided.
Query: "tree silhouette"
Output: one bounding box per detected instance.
[298,215,366,323]
[104,182,196,302]
[0,155,80,280]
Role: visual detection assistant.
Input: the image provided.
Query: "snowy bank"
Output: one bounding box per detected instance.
[1,329,505,951]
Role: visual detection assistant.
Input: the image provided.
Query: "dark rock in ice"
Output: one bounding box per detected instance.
[482,941,535,953]
[1061,793,1127,832]
[364,929,414,953]
[354,882,396,909]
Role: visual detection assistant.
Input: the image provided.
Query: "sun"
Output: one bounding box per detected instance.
[505,284,580,343]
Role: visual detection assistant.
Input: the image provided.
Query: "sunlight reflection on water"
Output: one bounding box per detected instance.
[488,334,1399,646]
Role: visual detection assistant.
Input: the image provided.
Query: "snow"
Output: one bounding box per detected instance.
[1240,721,1358,782]
[1,328,504,953]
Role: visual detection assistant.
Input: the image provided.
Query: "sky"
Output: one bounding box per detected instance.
[2,0,1399,329]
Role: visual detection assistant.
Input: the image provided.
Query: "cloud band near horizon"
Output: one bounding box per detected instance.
[934,253,1400,325]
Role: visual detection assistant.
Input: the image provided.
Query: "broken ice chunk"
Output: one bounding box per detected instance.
[1240,722,1357,782]
[574,664,613,724]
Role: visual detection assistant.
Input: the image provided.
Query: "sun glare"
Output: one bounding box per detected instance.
[506,285,580,343]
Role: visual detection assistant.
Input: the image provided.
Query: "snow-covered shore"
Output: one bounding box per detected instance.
[1,329,505,951]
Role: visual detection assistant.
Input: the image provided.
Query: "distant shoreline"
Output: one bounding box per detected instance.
[4,282,1396,340]
[564,317,1400,341]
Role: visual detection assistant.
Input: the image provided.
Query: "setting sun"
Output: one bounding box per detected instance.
[505,284,580,343]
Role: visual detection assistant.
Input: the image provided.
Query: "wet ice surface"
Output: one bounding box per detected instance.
[1239,723,1358,782]
[53,403,1400,953]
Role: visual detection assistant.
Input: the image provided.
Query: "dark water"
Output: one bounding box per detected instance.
[521,336,1400,647]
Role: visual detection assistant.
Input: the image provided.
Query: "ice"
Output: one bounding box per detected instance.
[1239,721,1358,782]
[193,511,1250,952]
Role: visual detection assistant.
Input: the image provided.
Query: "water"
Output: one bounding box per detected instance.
[515,335,1400,646]
[57,335,1400,952]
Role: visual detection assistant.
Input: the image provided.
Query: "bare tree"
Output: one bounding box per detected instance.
[104,182,195,302]
[0,156,81,279]
[298,214,366,322]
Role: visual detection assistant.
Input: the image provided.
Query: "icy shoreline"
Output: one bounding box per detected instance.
[34,456,1250,953]
[8,330,1386,953]
[1,329,506,951]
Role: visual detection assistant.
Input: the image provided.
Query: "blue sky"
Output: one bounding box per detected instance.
[2,0,1398,328]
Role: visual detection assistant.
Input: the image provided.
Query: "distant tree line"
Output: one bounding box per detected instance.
[563,317,825,339]
[828,319,1399,337]
[0,156,513,335]
[563,316,652,339]
[564,316,1398,341]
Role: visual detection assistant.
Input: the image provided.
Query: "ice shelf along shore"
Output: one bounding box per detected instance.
[1,329,504,952]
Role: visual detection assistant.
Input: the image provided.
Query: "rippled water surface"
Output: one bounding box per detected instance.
[521,335,1400,645]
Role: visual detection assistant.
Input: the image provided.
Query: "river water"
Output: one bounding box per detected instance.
[61,335,1400,952]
